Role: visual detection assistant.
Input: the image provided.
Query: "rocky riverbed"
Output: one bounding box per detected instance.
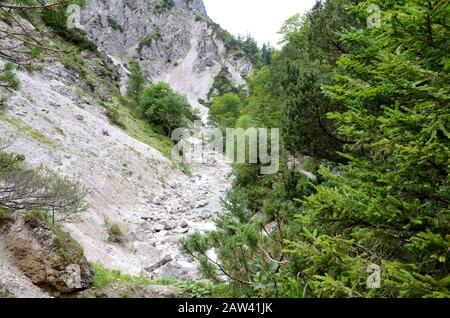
[121,136,233,280]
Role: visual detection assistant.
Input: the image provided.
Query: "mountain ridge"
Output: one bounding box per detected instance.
[81,0,252,120]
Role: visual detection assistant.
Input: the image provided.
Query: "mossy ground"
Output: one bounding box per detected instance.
[88,263,232,298]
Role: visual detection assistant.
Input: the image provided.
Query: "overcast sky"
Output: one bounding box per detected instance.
[203,0,317,47]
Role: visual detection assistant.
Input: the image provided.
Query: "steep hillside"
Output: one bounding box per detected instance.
[0,0,248,297]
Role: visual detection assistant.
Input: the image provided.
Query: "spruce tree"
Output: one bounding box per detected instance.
[293,0,450,297]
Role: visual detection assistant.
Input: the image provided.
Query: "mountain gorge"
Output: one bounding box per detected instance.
[0,0,251,297]
[1,0,448,300]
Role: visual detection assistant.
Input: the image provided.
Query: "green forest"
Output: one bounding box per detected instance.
[181,0,450,298]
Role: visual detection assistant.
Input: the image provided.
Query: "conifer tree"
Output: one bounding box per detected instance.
[291,0,450,297]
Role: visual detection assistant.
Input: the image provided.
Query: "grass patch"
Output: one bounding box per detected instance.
[0,114,58,148]
[90,263,232,298]
[107,223,124,243]
[113,96,174,158]
[194,11,204,22]
[43,116,67,137]
[53,222,85,267]
[41,9,98,52]
[105,104,126,129]
[91,263,227,298]
[92,263,151,289]
[138,28,161,52]
[59,48,85,74]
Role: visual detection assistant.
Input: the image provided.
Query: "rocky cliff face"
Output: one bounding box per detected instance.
[80,0,252,119]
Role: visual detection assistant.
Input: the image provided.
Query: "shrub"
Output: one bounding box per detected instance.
[126,59,146,101]
[182,0,450,298]
[138,28,161,52]
[207,66,238,100]
[107,223,125,243]
[0,151,87,217]
[41,8,97,52]
[281,67,346,163]
[139,82,196,136]
[103,216,126,243]
[105,104,126,129]
[205,20,262,63]
[0,62,20,91]
[0,207,11,219]
[107,16,123,32]
[208,92,242,128]
[194,11,204,22]
[154,0,175,14]
[0,1,92,93]
[206,20,241,53]
[197,98,208,107]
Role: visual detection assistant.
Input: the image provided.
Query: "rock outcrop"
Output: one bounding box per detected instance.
[0,212,94,293]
